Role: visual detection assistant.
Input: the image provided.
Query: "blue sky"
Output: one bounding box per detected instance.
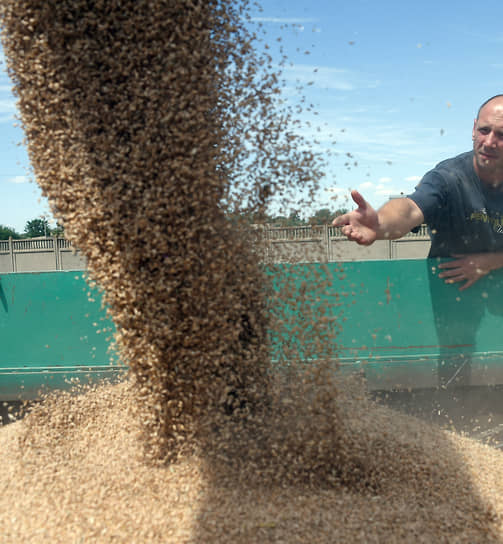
[1,0,502,232]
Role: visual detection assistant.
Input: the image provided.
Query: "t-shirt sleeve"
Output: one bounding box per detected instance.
[407,170,447,228]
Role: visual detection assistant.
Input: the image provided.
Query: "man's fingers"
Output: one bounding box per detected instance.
[341,226,372,245]
[332,189,370,226]
[332,189,375,245]
[459,278,478,291]
[438,259,463,269]
[332,213,349,227]
[341,224,357,241]
[444,275,465,283]
[350,189,367,209]
[438,268,462,278]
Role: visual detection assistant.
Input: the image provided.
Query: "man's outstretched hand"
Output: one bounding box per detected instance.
[332,190,380,246]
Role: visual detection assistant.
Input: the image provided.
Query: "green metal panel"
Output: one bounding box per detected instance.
[0,271,122,400]
[272,260,503,389]
[1,260,503,399]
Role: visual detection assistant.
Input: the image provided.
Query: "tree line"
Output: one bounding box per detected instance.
[0,218,64,240]
[265,207,348,227]
[235,207,349,227]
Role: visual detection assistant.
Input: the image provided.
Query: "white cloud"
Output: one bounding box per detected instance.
[251,17,317,24]
[359,181,374,189]
[375,186,405,197]
[0,114,14,123]
[0,98,15,113]
[282,64,354,91]
[8,175,28,184]
[325,186,346,194]
[379,177,392,183]
[281,64,380,92]
[404,175,421,182]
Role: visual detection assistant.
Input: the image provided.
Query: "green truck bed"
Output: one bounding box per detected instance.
[1,259,503,400]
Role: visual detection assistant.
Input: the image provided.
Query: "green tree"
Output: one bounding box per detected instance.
[306,207,349,225]
[334,207,349,217]
[50,222,65,237]
[270,215,288,226]
[267,211,305,227]
[285,210,305,226]
[0,224,21,240]
[308,207,335,225]
[24,218,50,238]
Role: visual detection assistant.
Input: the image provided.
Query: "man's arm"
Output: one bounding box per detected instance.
[332,190,424,245]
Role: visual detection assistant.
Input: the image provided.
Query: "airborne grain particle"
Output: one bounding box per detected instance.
[2,1,503,543]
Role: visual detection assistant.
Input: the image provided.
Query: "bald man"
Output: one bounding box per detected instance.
[334,95,503,388]
[334,94,503,291]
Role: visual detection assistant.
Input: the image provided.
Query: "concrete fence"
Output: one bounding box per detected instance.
[260,224,431,263]
[0,225,431,273]
[0,237,87,273]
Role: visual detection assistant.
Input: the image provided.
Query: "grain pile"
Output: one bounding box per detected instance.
[3,376,503,542]
[2,0,503,542]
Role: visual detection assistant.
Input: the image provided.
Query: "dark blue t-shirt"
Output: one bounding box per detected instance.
[408,151,503,258]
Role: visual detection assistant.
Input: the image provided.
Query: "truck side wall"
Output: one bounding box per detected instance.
[2,259,502,400]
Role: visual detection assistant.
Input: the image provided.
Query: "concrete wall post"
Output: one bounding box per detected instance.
[9,237,15,272]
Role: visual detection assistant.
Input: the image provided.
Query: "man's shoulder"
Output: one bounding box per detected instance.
[433,151,473,176]
[410,151,476,204]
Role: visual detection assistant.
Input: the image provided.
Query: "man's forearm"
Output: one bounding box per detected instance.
[375,198,424,240]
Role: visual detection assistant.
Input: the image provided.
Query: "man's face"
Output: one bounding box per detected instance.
[472,99,503,182]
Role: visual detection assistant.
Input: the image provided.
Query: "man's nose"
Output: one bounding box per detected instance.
[485,132,497,146]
